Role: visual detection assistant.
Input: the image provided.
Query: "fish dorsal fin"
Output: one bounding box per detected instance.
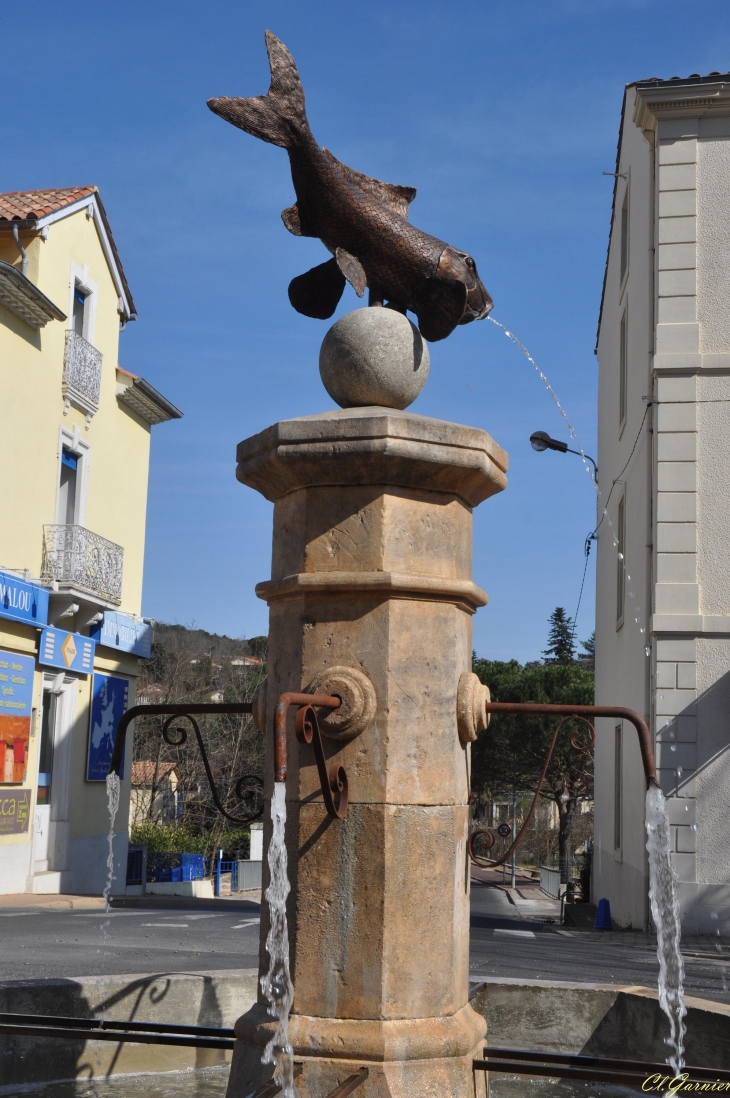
[322,148,416,219]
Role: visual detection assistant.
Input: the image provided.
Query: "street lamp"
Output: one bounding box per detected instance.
[529,430,597,480]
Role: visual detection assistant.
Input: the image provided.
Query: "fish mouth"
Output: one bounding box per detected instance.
[460,282,493,324]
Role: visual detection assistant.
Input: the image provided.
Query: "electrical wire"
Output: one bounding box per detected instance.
[588,400,652,544]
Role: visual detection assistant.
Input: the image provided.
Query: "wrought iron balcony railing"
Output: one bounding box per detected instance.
[62,330,103,418]
[42,524,123,604]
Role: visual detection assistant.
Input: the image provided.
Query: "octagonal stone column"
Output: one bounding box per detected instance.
[227,406,507,1098]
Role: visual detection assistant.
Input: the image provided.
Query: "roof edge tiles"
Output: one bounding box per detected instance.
[0,186,136,320]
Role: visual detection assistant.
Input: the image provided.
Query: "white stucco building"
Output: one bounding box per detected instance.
[595,73,730,932]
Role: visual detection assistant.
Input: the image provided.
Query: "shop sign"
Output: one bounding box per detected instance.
[38,628,95,674]
[87,673,129,782]
[0,569,48,628]
[0,789,31,834]
[90,612,153,659]
[0,650,34,784]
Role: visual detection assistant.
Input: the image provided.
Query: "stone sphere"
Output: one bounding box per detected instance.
[319,307,430,410]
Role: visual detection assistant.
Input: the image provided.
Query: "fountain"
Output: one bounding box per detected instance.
[46,29,693,1098]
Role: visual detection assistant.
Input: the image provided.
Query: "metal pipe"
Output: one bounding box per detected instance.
[12,225,27,276]
[274,692,341,783]
[483,702,659,789]
[323,1067,369,1097]
[474,1050,730,1086]
[0,1011,233,1038]
[0,1021,234,1050]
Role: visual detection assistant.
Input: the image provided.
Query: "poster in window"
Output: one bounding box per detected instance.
[87,673,128,782]
[0,650,34,784]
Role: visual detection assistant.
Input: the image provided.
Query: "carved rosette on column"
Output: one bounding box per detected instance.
[228,406,507,1098]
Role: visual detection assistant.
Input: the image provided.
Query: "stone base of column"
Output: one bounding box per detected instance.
[226,1002,487,1097]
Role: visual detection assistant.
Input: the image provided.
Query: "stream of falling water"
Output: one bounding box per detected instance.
[104,772,121,911]
[646,784,687,1072]
[260,781,295,1097]
[488,316,686,1069]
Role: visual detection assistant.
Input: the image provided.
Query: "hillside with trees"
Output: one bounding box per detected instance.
[130,625,267,857]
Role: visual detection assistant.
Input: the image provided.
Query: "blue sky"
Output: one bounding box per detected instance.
[5,1,729,661]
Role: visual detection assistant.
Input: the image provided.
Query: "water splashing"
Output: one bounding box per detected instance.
[488,316,596,485]
[646,784,686,1072]
[104,772,120,913]
[488,315,651,650]
[260,782,295,1097]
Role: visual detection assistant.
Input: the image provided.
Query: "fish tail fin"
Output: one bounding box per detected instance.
[207,31,310,149]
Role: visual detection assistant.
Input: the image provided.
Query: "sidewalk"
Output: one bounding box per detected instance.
[0,890,262,912]
[0,893,107,910]
[471,865,562,923]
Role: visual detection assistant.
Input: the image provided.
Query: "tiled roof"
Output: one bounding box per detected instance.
[0,186,136,317]
[0,186,97,222]
[634,70,730,89]
[132,761,179,786]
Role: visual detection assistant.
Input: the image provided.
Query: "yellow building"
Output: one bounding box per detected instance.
[0,187,181,895]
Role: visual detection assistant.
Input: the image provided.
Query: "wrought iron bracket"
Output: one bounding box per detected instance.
[109,702,263,825]
[468,702,659,869]
[295,705,348,819]
[274,691,346,819]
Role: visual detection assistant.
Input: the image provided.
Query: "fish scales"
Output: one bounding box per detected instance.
[208,31,492,341]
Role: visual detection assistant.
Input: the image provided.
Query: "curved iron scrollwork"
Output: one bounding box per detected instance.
[109,702,263,825]
[468,701,659,869]
[469,712,597,870]
[295,705,348,820]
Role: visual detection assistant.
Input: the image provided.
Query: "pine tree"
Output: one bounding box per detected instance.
[542,607,576,664]
[579,631,595,671]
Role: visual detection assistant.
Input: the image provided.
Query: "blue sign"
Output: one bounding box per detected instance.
[38,628,95,674]
[0,570,48,628]
[87,673,128,781]
[91,612,153,659]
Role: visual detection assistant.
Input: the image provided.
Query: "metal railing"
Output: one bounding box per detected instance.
[63,330,103,415]
[539,865,561,899]
[42,524,124,603]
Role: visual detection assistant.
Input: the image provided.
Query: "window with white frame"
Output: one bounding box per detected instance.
[67,263,97,345]
[619,307,628,430]
[614,724,622,852]
[620,186,629,285]
[616,494,625,626]
[55,428,90,527]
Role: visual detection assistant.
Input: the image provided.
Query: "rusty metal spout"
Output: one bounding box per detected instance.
[483,702,659,789]
[273,692,341,784]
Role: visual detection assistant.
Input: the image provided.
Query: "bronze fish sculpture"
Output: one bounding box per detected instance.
[208,32,493,342]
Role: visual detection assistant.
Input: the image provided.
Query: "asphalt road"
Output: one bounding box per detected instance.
[0,904,261,981]
[1,884,729,1007]
[470,878,730,1005]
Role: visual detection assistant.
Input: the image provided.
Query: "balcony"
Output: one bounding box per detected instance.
[62,330,102,419]
[42,525,123,605]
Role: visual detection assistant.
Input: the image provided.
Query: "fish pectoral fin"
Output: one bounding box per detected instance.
[281,205,302,236]
[322,148,416,219]
[335,248,367,297]
[415,280,468,342]
[281,203,318,238]
[288,258,346,319]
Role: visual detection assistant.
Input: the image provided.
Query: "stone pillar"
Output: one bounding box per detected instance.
[227,406,507,1098]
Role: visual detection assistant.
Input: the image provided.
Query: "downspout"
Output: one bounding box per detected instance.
[12,225,27,276]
